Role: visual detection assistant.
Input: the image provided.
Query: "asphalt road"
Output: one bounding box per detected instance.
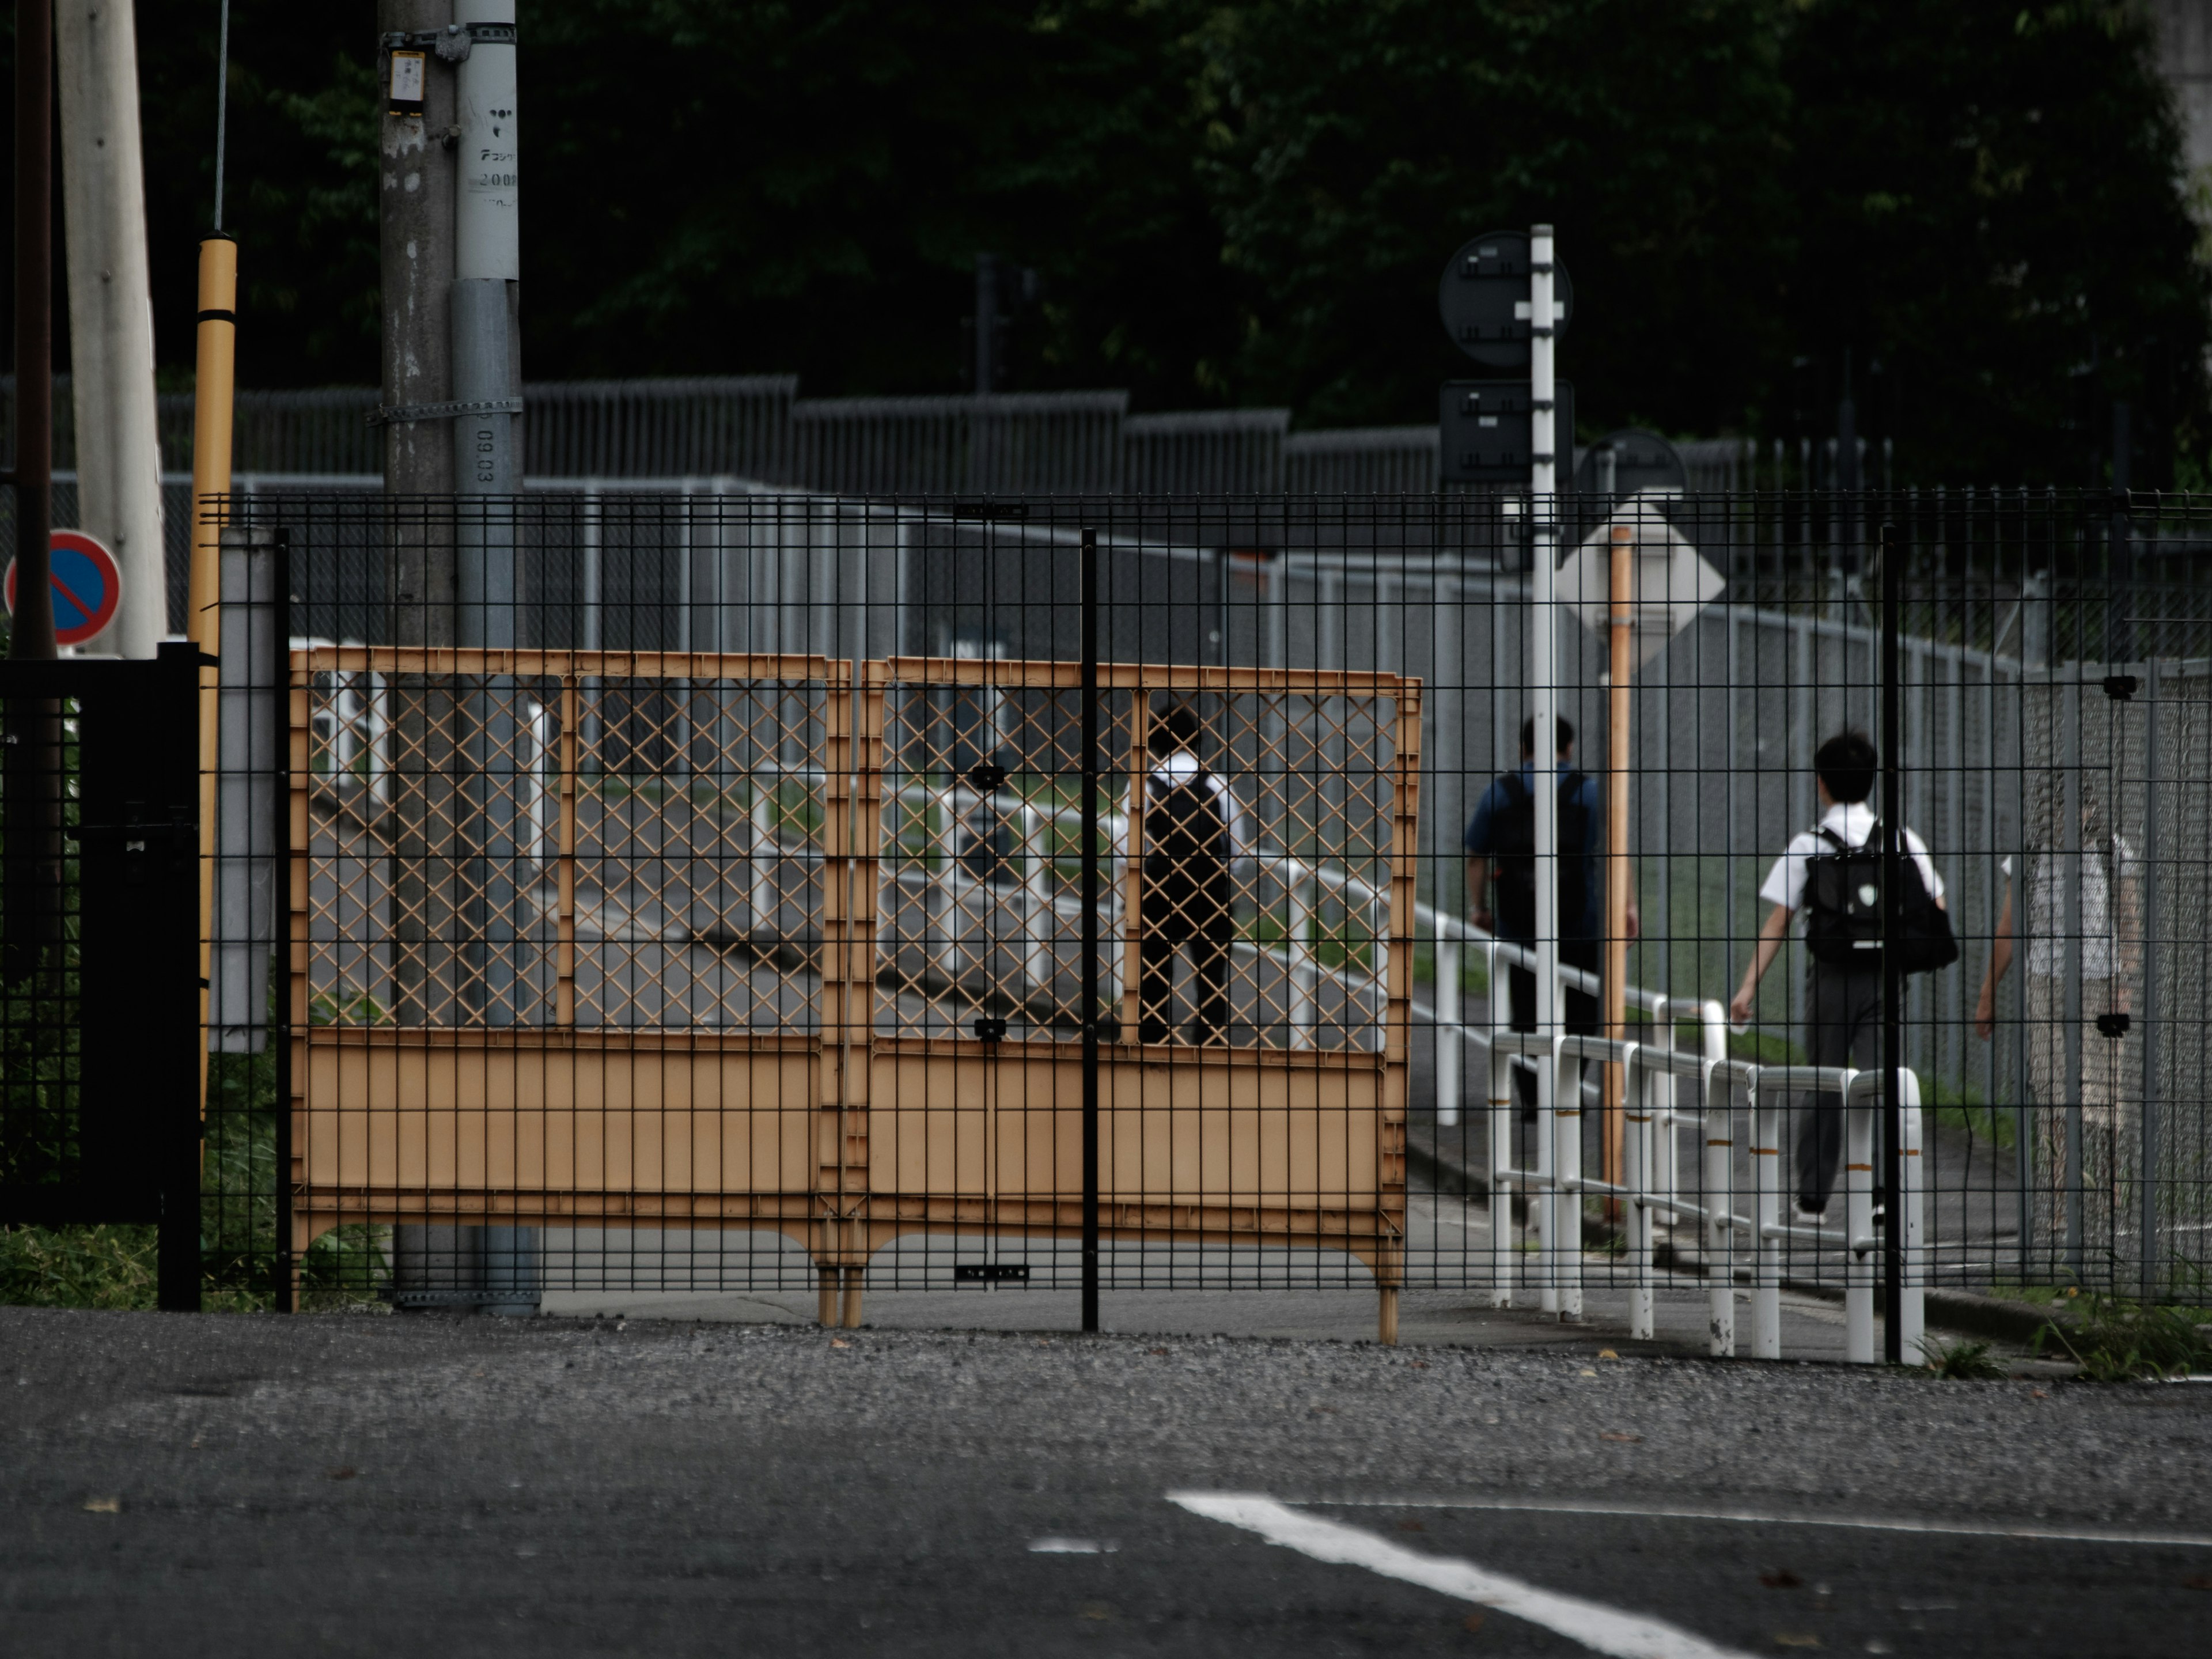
[4,1306,2207,1657]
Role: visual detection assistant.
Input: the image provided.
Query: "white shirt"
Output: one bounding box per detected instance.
[2002,842,2131,980]
[1118,750,1253,872]
[1759,802,1944,916]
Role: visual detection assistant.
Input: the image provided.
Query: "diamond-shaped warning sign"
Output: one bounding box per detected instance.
[1558,499,1724,671]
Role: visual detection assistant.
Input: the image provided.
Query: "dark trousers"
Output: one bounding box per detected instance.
[1139,891,1231,1045]
[1797,963,1884,1211]
[1505,937,1600,1114]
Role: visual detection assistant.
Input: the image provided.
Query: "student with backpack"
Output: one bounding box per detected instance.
[1729,730,1953,1218]
[1464,716,1636,1116]
[1137,702,1251,1046]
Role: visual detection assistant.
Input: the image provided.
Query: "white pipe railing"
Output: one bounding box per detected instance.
[300,640,391,806]
[1483,1028,1925,1362]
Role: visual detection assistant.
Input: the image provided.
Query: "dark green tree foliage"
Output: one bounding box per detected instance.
[521,1,1241,402]
[5,0,2206,480]
[1183,0,1794,429]
[1784,1,2210,484]
[111,9,370,389]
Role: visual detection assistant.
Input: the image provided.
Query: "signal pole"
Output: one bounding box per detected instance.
[452,0,520,524]
[1528,224,1578,1320]
[449,0,535,1315]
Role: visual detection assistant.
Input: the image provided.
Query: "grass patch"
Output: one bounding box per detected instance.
[1408,940,1491,998]
[1984,1281,2069,1307]
[299,1225,392,1308]
[1,1016,389,1310]
[308,987,394,1027]
[1916,1335,2009,1380]
[2032,1293,2212,1381]
[0,1223,156,1308]
[1244,909,1374,976]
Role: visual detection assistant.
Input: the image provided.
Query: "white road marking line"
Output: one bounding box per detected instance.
[1029,1537,1116,1554]
[1314,1495,2212,1549]
[1169,1493,1753,1659]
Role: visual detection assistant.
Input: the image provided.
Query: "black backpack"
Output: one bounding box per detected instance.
[1803,823,1960,974]
[1144,771,1230,887]
[1489,769,1590,935]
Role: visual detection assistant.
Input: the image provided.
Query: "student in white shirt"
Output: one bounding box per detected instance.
[1974,818,2138,1241]
[1729,731,1945,1218]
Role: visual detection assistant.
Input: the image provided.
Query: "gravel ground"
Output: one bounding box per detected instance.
[4,1306,2207,1655]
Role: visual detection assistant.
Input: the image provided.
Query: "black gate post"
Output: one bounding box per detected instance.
[272,532,294,1312]
[157,641,205,1312]
[1878,521,1904,1363]
[1079,527,1101,1334]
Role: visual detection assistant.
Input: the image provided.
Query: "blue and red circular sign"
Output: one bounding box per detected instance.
[5,530,124,646]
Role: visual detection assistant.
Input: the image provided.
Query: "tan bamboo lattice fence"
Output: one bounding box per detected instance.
[287,645,1421,1334]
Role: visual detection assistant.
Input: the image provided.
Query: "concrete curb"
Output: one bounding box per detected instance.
[1920,1288,2068,1347]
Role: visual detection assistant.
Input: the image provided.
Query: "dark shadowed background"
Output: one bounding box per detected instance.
[2,0,2207,483]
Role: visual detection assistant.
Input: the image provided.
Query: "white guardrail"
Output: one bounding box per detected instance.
[1432,914,1923,1363]
[307,654,1923,1362]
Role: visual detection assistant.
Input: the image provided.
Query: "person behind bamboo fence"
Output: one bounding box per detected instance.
[1975,799,2140,1265]
[1730,730,1950,1219]
[1134,700,1252,1046]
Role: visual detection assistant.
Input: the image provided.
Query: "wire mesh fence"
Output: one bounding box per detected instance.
[188,488,2212,1335]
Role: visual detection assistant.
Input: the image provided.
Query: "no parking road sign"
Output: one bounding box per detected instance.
[5,529,124,646]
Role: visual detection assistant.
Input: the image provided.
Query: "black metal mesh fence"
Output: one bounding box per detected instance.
[194,488,2212,1327]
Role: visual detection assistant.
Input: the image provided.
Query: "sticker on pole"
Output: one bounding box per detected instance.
[5,529,124,646]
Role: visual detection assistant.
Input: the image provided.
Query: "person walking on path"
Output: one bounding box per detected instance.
[1465,716,1637,1117]
[1729,730,1946,1218]
[1136,702,1251,1046]
[1974,811,2139,1250]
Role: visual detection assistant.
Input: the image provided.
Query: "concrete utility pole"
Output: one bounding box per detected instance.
[55,0,164,658]
[378,2,458,1040]
[381,0,458,626]
[12,0,56,665]
[379,1,464,1307]
[377,2,535,1312]
[6,0,62,982]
